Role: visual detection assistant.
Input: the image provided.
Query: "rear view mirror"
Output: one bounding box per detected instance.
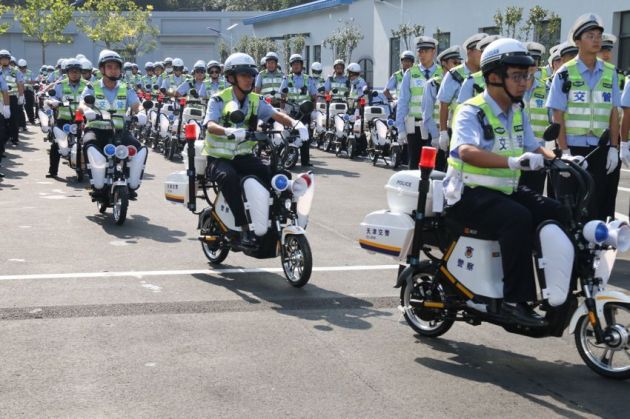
[282,87,289,94]
[299,101,314,114]
[318,87,325,93]
[47,89,56,97]
[371,90,379,98]
[543,123,560,142]
[84,95,96,105]
[229,110,245,124]
[143,100,153,110]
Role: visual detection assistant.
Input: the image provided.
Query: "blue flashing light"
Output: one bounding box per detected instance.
[594,223,609,243]
[104,144,116,157]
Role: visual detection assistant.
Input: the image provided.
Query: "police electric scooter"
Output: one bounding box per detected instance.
[359,125,630,380]
[165,111,316,287]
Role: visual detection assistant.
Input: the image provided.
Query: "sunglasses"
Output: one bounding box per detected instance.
[194,69,205,73]
[208,70,220,74]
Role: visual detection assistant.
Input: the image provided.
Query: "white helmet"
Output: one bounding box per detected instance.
[347,62,361,74]
[98,49,123,68]
[56,58,64,68]
[193,60,206,71]
[224,52,258,78]
[480,38,533,77]
[310,62,322,74]
[289,54,304,65]
[144,61,154,70]
[17,59,27,67]
[154,61,164,69]
[75,54,86,60]
[164,57,173,65]
[123,61,132,71]
[207,60,221,71]
[333,59,345,68]
[0,50,11,60]
[260,57,267,66]
[63,58,82,72]
[265,51,279,62]
[172,58,184,68]
[80,58,93,71]
[400,50,415,61]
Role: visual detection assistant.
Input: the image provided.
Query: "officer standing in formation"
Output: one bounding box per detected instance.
[280,54,317,167]
[17,59,36,127]
[396,36,442,170]
[0,50,25,147]
[456,35,502,104]
[384,50,415,102]
[547,13,622,220]
[0,67,9,178]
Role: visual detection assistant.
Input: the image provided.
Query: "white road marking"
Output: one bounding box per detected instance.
[618,187,630,193]
[18,226,32,229]
[36,181,53,184]
[0,265,400,282]
[621,169,630,174]
[41,195,67,200]
[109,240,131,247]
[8,259,25,263]
[615,212,629,222]
[140,281,162,293]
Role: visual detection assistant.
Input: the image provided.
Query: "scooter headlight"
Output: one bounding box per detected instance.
[62,123,71,133]
[115,144,129,160]
[583,220,609,245]
[343,114,350,122]
[387,118,395,126]
[271,174,289,192]
[104,144,116,157]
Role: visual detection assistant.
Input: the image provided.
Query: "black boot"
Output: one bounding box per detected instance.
[239,230,258,249]
[501,302,547,327]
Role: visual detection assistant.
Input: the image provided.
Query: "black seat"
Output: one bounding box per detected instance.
[443,208,497,241]
[429,170,446,181]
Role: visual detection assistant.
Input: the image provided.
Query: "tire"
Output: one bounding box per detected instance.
[348,138,356,159]
[283,147,299,170]
[76,171,84,182]
[112,185,128,225]
[97,201,107,214]
[575,303,630,380]
[390,146,400,170]
[200,216,229,265]
[400,265,454,338]
[323,134,333,152]
[165,136,175,161]
[281,234,312,288]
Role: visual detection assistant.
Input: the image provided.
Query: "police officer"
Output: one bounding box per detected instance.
[161,58,186,96]
[80,59,95,82]
[384,50,415,102]
[48,59,64,84]
[163,57,174,75]
[46,58,86,178]
[445,38,565,327]
[598,33,617,63]
[17,59,36,126]
[456,35,502,104]
[324,59,350,101]
[280,53,317,167]
[558,41,579,64]
[309,62,324,92]
[396,36,442,169]
[621,72,630,171]
[79,50,147,201]
[436,33,487,147]
[421,45,462,169]
[0,71,10,178]
[152,61,165,93]
[203,52,308,248]
[547,14,621,220]
[255,52,284,104]
[0,50,25,146]
[176,60,208,101]
[205,60,226,96]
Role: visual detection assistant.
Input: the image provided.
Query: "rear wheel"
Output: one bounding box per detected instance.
[112,185,128,225]
[281,235,312,288]
[348,138,356,159]
[400,265,454,338]
[200,216,230,265]
[164,135,175,160]
[283,147,299,170]
[575,303,630,380]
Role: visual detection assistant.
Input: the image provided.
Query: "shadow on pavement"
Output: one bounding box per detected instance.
[300,158,361,178]
[192,270,391,330]
[414,337,629,418]
[609,259,630,290]
[85,213,186,243]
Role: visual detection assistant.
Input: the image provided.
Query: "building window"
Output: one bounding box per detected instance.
[305,45,311,72]
[434,32,450,54]
[479,26,500,35]
[620,11,630,71]
[534,19,561,60]
[389,37,400,75]
[313,45,321,63]
[358,57,374,87]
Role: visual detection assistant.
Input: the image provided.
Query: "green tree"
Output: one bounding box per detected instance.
[14,0,73,64]
[115,5,159,62]
[391,23,424,51]
[0,4,11,35]
[233,35,276,65]
[218,40,230,62]
[324,21,364,63]
[493,6,524,39]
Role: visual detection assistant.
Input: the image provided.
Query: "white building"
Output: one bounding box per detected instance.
[245,0,630,88]
[0,11,257,69]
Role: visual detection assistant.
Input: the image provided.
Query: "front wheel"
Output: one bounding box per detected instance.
[164,135,175,161]
[390,146,400,170]
[400,265,454,338]
[281,234,312,288]
[347,138,356,159]
[283,146,299,170]
[575,303,630,380]
[112,185,128,225]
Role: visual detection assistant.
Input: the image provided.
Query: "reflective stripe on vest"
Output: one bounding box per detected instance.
[58,79,86,121]
[394,70,404,98]
[564,58,614,137]
[428,75,443,126]
[204,88,260,159]
[260,70,283,95]
[409,65,443,119]
[471,71,485,94]
[526,80,549,140]
[3,68,19,96]
[329,76,349,99]
[448,95,524,194]
[448,64,468,115]
[87,82,128,130]
[204,79,225,96]
[287,74,311,102]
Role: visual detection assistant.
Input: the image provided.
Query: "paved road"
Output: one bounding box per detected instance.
[0,129,629,418]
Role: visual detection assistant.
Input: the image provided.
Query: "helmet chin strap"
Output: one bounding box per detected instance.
[104,74,122,82]
[488,74,523,104]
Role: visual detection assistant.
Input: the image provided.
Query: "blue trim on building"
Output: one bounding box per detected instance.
[243,0,353,25]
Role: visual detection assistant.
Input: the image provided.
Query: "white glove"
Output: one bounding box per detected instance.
[224,127,246,142]
[2,105,10,119]
[295,121,309,143]
[606,146,620,174]
[621,142,630,168]
[438,130,449,151]
[46,99,60,108]
[136,113,147,126]
[83,108,97,121]
[507,152,544,171]
[420,125,429,141]
[18,96,25,105]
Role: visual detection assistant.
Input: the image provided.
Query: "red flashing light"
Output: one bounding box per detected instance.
[179,98,187,106]
[265,96,272,104]
[185,123,197,140]
[127,145,138,157]
[359,97,366,107]
[419,146,437,169]
[157,94,164,102]
[74,110,84,122]
[325,94,332,102]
